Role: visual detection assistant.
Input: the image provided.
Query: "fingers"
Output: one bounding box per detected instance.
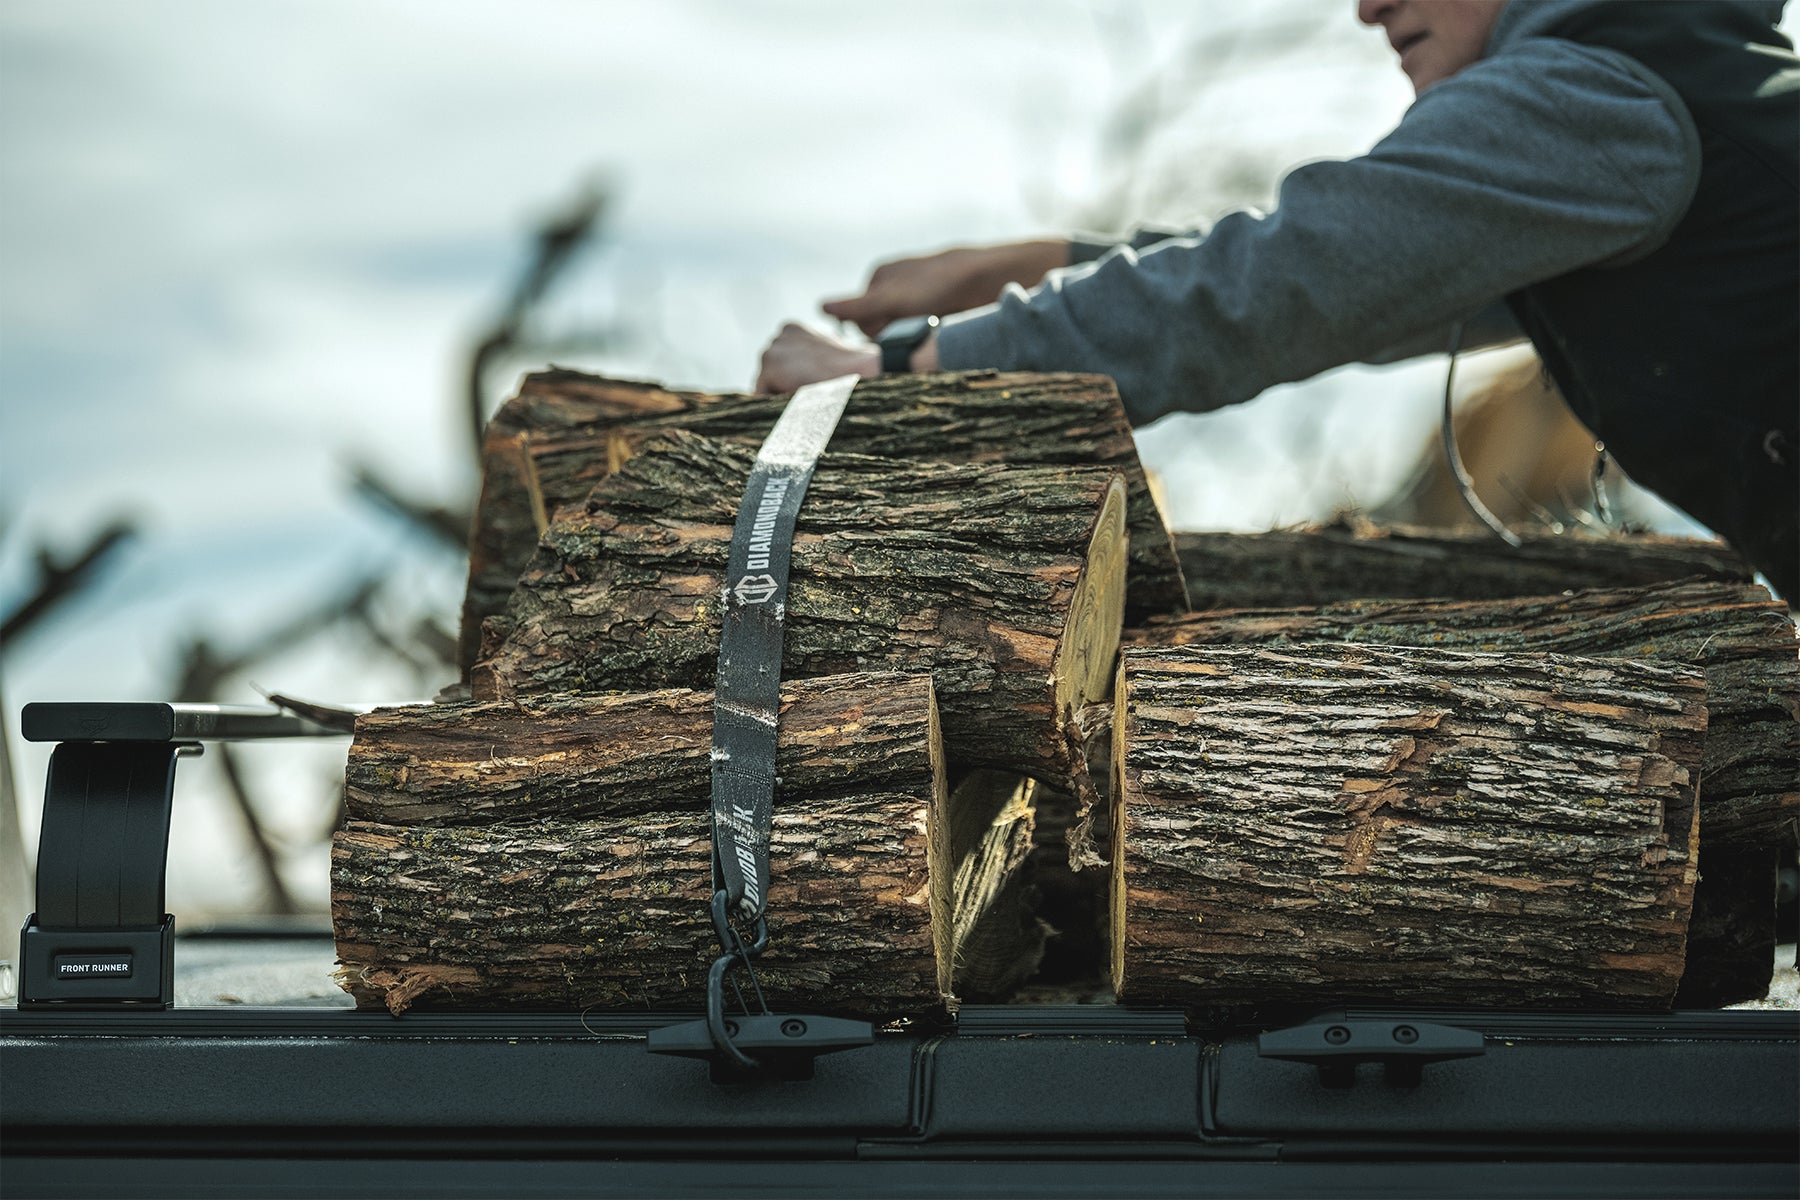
[821,242,1069,342]
[820,254,942,337]
[754,321,878,395]
[823,284,903,338]
[754,322,800,394]
[821,294,887,339]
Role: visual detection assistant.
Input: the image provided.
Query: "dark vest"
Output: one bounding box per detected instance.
[1504,0,1798,599]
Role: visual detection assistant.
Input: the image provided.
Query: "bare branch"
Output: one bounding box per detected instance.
[0,521,137,652]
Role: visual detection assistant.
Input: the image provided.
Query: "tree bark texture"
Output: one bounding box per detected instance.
[1126,580,1799,847]
[333,798,944,1016]
[1175,526,1752,612]
[459,369,1184,672]
[471,430,1128,783]
[1111,645,1705,1012]
[332,673,953,1014]
[344,673,939,827]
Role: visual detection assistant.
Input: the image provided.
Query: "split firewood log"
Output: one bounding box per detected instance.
[1127,579,1799,847]
[946,771,1044,1001]
[333,673,958,1014]
[342,673,938,828]
[471,430,1128,784]
[1125,580,1799,1004]
[334,804,944,1016]
[459,369,1184,671]
[1110,645,1705,1012]
[1175,525,1752,612]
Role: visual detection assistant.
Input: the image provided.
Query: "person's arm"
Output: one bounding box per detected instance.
[820,240,1074,338]
[756,240,1066,392]
[934,38,1700,425]
[1066,226,1195,267]
[754,228,1513,392]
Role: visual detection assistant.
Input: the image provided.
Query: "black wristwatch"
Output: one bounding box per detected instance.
[877,315,939,374]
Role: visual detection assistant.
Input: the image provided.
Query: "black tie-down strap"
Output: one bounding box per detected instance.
[646,374,874,1076]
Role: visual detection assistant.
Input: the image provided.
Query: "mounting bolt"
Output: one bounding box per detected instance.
[1324,1025,1351,1045]
[1393,1025,1419,1044]
[781,1019,807,1038]
[724,1021,739,1038]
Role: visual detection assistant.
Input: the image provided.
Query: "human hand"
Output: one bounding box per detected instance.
[822,239,1070,337]
[755,321,880,394]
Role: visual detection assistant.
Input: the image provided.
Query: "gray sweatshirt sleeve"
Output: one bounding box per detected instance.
[1068,227,1195,265]
[1074,235,1527,361]
[934,37,1700,426]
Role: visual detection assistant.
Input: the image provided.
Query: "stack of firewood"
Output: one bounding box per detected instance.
[332,371,1798,1016]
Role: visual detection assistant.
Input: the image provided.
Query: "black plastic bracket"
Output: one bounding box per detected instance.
[19,914,177,1008]
[17,702,342,1010]
[646,1013,875,1082]
[19,738,188,1009]
[1257,1017,1486,1088]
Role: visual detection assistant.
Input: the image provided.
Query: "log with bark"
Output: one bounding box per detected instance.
[1127,579,1799,847]
[1110,645,1706,1012]
[335,802,944,1015]
[342,673,939,827]
[1125,580,1799,1005]
[333,673,962,1014]
[1175,525,1752,612]
[471,429,1129,783]
[459,369,1185,671]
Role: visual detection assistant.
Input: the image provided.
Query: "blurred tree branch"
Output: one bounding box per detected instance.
[0,520,137,654]
[466,181,612,461]
[349,465,470,553]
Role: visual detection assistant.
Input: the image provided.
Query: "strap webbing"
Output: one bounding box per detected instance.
[710,373,857,922]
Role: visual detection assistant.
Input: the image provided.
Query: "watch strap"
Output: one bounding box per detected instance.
[879,315,938,374]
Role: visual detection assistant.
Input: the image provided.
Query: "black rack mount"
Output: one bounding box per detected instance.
[16,702,342,1009]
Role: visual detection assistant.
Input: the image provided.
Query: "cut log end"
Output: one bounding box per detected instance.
[926,686,953,1002]
[1052,475,1129,728]
[1109,656,1129,998]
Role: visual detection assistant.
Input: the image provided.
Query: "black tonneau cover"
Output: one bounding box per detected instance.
[4,983,1796,1199]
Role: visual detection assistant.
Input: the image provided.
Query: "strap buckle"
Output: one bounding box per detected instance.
[645,889,873,1079]
[705,889,770,1071]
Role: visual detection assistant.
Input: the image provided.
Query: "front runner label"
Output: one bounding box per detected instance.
[56,954,133,979]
